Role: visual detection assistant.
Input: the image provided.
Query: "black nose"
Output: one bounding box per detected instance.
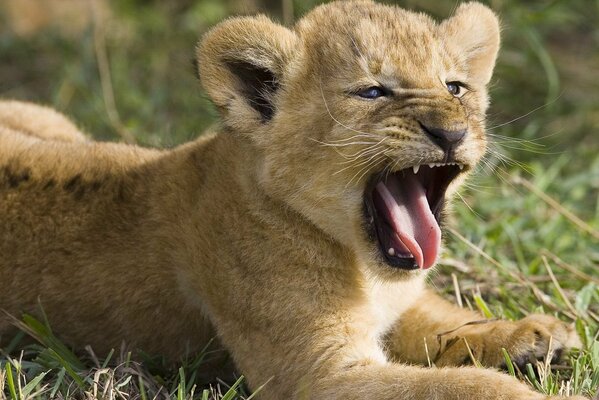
[419,122,466,153]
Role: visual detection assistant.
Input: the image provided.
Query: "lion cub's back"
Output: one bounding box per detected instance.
[0,102,168,347]
[0,100,88,143]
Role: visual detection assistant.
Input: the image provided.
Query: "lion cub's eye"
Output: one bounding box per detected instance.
[446,81,467,97]
[356,86,386,99]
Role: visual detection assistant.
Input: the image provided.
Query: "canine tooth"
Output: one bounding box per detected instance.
[412,165,420,174]
[458,164,464,170]
[388,248,396,256]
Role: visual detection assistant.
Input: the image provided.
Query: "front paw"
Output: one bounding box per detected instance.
[434,314,581,369]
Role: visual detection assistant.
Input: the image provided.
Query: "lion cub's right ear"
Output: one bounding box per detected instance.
[196,16,297,131]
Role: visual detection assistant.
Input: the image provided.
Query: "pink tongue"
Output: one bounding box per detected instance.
[375,175,441,269]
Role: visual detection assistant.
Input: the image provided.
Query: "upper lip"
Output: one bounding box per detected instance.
[410,162,465,174]
[366,160,468,187]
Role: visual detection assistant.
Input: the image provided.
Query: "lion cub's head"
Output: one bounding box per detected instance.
[197,0,500,275]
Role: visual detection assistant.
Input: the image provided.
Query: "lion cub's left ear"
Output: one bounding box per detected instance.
[440,2,500,85]
[196,16,297,131]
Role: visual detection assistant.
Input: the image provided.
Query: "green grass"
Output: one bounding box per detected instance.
[1,0,598,399]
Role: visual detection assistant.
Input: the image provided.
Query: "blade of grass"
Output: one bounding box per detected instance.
[221,375,245,400]
[7,313,85,371]
[177,367,185,400]
[49,368,66,398]
[5,362,18,400]
[512,176,599,241]
[46,349,85,389]
[139,375,148,400]
[21,371,48,398]
[473,293,494,319]
[502,348,516,376]
[542,256,581,318]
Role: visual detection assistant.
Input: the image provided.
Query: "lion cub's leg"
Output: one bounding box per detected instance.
[385,289,580,369]
[0,100,87,142]
[313,363,586,400]
[221,315,586,399]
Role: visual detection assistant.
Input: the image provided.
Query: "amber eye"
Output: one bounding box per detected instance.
[446,81,465,97]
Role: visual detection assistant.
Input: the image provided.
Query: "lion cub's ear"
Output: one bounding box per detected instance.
[440,2,500,85]
[197,16,297,130]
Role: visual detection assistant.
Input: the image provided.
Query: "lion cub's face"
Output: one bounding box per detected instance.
[198,1,500,275]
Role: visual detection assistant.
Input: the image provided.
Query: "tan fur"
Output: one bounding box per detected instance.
[0,101,87,143]
[0,2,585,399]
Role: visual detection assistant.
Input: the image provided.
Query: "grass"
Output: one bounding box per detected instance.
[1,0,598,398]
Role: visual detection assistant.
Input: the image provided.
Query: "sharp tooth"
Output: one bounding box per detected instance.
[412,165,420,174]
[388,248,396,256]
[458,164,464,170]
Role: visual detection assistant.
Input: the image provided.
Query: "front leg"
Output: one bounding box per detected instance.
[214,312,586,400]
[313,363,587,400]
[385,289,581,369]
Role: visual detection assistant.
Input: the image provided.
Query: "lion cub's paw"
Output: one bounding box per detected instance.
[435,314,581,369]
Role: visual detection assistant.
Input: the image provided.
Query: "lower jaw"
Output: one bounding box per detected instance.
[366,255,428,280]
[381,252,419,270]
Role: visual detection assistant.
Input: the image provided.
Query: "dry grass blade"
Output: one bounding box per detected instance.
[541,249,599,285]
[0,368,5,400]
[446,228,573,318]
[448,228,525,285]
[512,176,599,241]
[452,273,463,308]
[90,0,136,144]
[541,256,580,319]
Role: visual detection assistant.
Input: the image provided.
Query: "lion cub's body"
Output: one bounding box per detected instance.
[0,2,584,399]
[0,100,422,378]
[0,102,213,357]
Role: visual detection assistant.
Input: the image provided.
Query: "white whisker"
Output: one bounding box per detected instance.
[486,95,562,130]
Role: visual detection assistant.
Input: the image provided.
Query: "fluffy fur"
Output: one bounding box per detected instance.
[0,2,585,399]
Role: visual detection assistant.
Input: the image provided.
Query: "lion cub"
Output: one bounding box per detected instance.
[0,1,585,399]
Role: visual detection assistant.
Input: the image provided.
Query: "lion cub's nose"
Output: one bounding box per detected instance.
[419,122,467,153]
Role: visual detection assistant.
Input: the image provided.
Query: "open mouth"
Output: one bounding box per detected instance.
[364,163,465,270]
